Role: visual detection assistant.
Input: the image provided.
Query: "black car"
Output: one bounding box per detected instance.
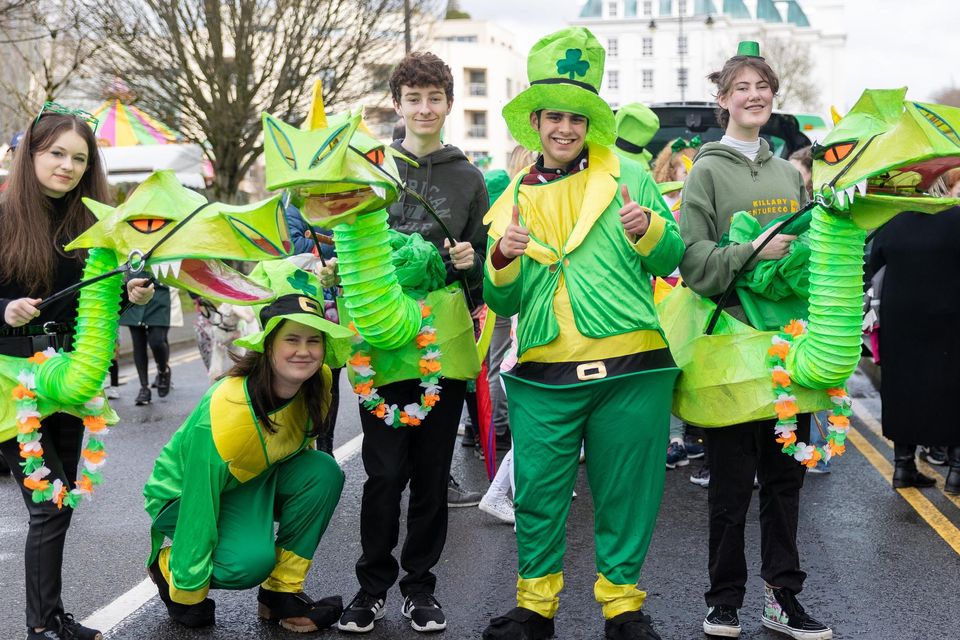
[645,101,811,160]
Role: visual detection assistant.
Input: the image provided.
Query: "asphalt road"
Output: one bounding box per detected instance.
[2,351,959,640]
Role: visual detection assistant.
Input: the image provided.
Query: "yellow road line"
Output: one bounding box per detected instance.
[846,425,960,555]
[850,403,960,509]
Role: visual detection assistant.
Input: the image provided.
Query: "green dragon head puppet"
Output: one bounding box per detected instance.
[65,170,291,304]
[812,87,960,228]
[263,83,413,228]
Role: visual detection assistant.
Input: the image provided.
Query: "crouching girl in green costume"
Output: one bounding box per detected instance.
[143,259,353,632]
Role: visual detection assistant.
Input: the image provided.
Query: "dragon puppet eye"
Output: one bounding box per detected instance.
[128,218,172,234]
[365,147,385,165]
[821,141,857,165]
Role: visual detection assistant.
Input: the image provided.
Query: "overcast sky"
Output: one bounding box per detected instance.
[457,0,958,110]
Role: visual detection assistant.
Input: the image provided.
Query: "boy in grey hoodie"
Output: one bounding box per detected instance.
[337,51,488,636]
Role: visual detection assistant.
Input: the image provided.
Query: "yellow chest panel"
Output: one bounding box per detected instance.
[210,377,311,483]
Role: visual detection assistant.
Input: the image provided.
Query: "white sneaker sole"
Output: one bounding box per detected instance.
[401,602,447,632]
[337,607,384,633]
[761,617,833,639]
[703,620,741,637]
[478,499,515,524]
[666,458,691,469]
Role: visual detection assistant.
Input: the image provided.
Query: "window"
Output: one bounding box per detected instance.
[466,111,487,138]
[607,70,619,90]
[678,35,688,55]
[608,37,619,58]
[467,69,487,97]
[677,67,688,89]
[642,36,653,56]
[608,1,619,17]
[642,69,654,89]
[678,0,687,15]
[643,0,653,15]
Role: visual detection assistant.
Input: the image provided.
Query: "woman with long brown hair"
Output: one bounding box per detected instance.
[0,104,154,640]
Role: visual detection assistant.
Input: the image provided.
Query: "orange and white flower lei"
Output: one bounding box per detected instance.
[768,319,851,467]
[350,301,442,428]
[14,349,111,509]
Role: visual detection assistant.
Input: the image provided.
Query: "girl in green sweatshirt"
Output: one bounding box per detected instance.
[678,44,832,640]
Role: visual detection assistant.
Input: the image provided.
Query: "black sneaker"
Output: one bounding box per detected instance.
[25,614,103,640]
[135,387,151,406]
[482,607,554,639]
[703,605,741,637]
[156,366,172,398]
[447,476,482,507]
[689,465,710,487]
[604,609,661,639]
[919,446,948,466]
[401,592,446,632]
[337,590,385,633]
[147,556,215,627]
[761,585,832,639]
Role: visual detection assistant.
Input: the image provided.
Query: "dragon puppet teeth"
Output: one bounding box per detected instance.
[856,180,868,197]
[152,259,183,278]
[371,184,387,200]
[845,186,857,202]
[835,189,847,208]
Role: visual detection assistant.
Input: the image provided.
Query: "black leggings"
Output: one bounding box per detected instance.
[128,325,170,388]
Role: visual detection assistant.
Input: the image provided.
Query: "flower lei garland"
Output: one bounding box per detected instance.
[14,349,111,509]
[350,301,442,428]
[767,319,852,468]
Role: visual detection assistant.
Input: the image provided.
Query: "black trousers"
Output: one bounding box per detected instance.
[0,413,84,629]
[705,415,810,608]
[127,325,170,388]
[317,367,342,454]
[355,377,465,597]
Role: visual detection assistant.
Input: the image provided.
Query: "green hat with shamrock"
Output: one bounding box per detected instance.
[614,102,660,163]
[503,27,616,151]
[234,258,353,367]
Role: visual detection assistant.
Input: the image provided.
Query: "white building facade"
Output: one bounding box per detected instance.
[572,0,845,118]
[425,19,529,171]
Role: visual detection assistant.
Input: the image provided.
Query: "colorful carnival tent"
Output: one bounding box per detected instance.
[90,99,207,188]
[92,99,182,147]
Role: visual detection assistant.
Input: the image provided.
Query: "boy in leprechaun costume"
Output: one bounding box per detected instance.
[481,27,684,640]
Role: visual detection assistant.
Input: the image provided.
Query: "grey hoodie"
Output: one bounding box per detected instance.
[388,141,489,297]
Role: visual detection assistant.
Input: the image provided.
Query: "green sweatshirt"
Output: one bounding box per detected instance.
[678,139,806,298]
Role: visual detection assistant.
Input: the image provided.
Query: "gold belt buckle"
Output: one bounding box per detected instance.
[576,361,607,381]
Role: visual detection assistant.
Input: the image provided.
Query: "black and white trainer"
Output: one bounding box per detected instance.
[337,590,385,633]
[401,592,447,632]
[761,585,832,639]
[703,605,741,637]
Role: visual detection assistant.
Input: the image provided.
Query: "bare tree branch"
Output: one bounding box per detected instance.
[761,37,820,113]
[91,0,441,199]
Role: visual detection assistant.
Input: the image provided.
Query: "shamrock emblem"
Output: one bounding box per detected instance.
[556,48,589,80]
[287,270,317,296]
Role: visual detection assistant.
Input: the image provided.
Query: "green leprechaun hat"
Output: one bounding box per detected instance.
[614,102,660,163]
[734,40,764,59]
[503,26,616,150]
[234,258,353,367]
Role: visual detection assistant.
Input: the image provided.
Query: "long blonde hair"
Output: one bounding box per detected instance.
[507,145,536,178]
[652,145,696,184]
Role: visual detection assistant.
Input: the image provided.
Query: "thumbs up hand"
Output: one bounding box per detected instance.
[619,184,651,237]
[499,205,530,259]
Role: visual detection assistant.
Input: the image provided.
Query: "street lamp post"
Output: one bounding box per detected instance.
[678,2,685,102]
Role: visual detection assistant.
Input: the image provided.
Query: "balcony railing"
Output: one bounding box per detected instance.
[467,125,487,138]
[469,83,487,97]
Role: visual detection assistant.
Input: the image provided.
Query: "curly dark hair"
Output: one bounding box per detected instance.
[707,57,780,129]
[389,51,454,104]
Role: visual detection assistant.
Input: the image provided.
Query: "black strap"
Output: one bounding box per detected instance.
[704,201,817,335]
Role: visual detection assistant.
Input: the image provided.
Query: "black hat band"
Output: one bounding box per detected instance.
[615,137,646,154]
[530,77,599,95]
[259,293,323,326]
